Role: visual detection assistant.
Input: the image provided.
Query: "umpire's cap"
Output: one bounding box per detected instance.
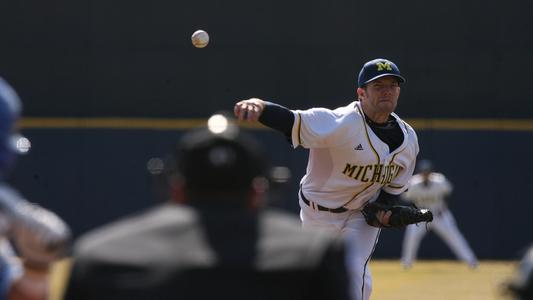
[175,115,266,191]
[358,58,406,87]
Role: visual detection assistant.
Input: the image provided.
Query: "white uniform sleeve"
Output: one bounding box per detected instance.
[290,107,351,149]
[0,184,71,267]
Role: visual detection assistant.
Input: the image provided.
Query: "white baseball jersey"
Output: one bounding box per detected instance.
[402,173,452,213]
[290,101,419,210]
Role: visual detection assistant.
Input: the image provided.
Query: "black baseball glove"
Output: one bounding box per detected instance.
[362,193,433,228]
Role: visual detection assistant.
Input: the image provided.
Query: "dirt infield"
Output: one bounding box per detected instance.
[370,260,516,300]
[50,259,517,300]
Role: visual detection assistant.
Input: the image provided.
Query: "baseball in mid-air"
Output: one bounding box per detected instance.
[191,30,209,48]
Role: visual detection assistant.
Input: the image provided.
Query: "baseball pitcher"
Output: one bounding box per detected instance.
[234,58,432,300]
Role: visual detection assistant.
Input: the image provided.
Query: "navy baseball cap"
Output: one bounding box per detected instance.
[358,58,406,87]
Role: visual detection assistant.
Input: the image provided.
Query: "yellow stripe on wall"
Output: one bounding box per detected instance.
[18,117,533,131]
[407,119,533,131]
[19,118,267,130]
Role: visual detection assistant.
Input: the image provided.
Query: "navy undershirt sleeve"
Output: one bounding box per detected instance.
[258,101,294,139]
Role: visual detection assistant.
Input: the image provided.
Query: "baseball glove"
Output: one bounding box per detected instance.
[362,200,433,228]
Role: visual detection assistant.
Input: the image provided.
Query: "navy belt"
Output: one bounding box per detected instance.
[299,189,348,213]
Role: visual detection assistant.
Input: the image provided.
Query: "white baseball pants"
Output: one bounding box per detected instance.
[299,197,380,300]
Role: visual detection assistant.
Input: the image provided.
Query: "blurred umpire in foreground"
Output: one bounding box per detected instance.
[63,114,351,300]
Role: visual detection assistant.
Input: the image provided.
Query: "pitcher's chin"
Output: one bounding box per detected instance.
[377,101,397,114]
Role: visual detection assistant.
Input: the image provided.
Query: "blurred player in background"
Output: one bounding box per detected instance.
[63,115,350,300]
[505,243,533,300]
[401,159,478,268]
[0,77,71,300]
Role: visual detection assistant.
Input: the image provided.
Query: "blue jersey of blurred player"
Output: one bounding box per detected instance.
[0,77,71,300]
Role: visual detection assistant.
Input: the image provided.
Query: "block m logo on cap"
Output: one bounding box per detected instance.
[358,58,406,87]
[376,61,393,71]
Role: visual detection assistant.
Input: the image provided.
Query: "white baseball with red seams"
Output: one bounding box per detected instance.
[191,30,209,48]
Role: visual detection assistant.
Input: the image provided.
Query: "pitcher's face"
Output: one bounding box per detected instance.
[358,76,401,115]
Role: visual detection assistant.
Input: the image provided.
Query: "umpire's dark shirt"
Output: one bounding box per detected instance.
[63,203,350,300]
